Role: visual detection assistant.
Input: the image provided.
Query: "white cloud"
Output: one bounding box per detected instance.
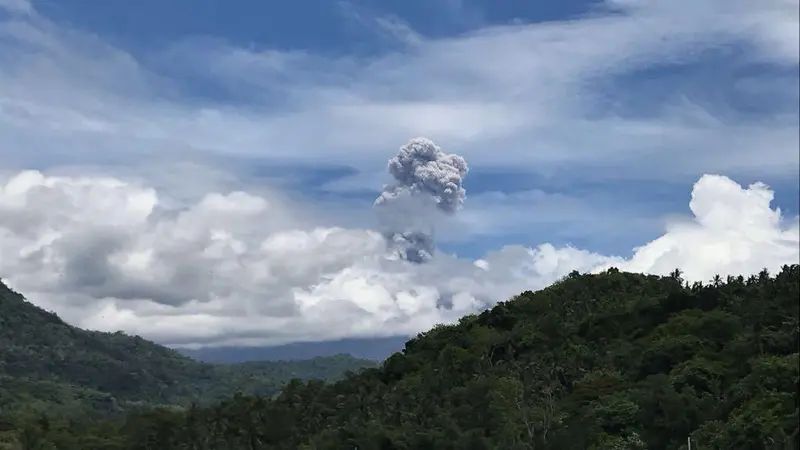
[0,170,796,347]
[0,0,797,347]
[602,175,800,279]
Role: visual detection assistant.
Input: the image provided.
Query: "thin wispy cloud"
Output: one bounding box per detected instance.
[2,0,797,178]
[0,0,31,15]
[336,1,424,47]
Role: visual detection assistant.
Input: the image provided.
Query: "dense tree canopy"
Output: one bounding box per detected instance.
[0,279,375,418]
[1,265,797,449]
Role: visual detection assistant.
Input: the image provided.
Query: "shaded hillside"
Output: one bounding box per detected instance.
[0,280,375,417]
[208,355,379,400]
[6,265,795,450]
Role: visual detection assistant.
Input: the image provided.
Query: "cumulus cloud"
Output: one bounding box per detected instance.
[606,175,800,279]
[0,169,796,347]
[0,0,797,349]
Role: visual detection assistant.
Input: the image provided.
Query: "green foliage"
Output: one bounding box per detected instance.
[0,279,376,419]
[1,265,798,449]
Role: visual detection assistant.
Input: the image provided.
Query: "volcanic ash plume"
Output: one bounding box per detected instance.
[374,137,469,263]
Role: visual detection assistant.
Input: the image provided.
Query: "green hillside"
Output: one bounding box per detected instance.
[1,265,798,449]
[0,280,376,418]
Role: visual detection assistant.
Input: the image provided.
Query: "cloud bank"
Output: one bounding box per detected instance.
[1,168,796,347]
[0,0,797,348]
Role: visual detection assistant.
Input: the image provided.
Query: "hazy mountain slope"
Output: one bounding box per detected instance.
[178,337,404,363]
[0,279,375,416]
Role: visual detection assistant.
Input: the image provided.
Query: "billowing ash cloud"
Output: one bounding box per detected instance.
[374,137,469,263]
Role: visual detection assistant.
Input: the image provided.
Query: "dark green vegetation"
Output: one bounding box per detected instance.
[0,279,375,416]
[2,265,798,449]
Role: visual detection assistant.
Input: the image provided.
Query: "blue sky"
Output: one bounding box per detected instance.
[32,0,596,55]
[9,0,799,258]
[0,0,798,350]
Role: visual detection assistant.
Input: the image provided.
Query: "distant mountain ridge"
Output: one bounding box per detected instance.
[0,279,376,417]
[177,336,407,363]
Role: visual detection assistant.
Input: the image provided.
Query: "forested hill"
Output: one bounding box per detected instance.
[2,265,799,449]
[0,279,376,417]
